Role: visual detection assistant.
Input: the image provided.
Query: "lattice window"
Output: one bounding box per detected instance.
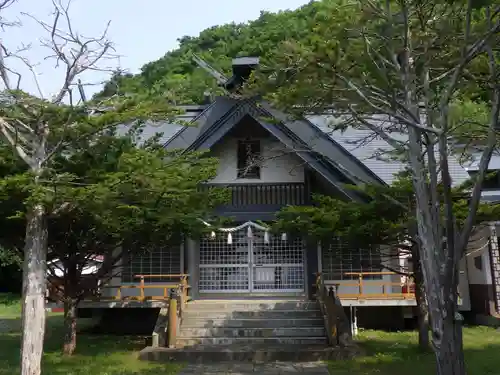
[121,244,182,283]
[322,239,382,280]
[490,234,500,313]
[237,139,261,179]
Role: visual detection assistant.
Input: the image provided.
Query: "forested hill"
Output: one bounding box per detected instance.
[96,0,335,104]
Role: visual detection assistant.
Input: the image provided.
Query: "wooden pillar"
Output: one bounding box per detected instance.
[104,247,122,299]
[167,295,178,348]
[187,238,199,299]
[306,239,319,300]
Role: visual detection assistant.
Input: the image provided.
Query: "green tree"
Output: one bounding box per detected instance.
[0,125,227,355]
[47,128,224,355]
[0,143,25,270]
[249,1,500,373]
[273,173,500,352]
[93,1,346,103]
[0,2,184,373]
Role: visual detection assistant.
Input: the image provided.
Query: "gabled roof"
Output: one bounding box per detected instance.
[144,97,473,193]
[116,105,207,145]
[165,98,237,149]
[164,97,394,200]
[260,104,386,186]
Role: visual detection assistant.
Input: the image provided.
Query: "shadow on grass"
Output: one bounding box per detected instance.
[0,293,20,306]
[0,315,183,375]
[329,327,500,375]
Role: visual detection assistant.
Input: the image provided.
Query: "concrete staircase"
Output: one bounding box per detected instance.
[177,299,327,347]
[140,299,353,362]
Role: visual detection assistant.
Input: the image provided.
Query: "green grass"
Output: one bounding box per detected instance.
[0,293,22,318]
[0,294,183,375]
[4,294,500,375]
[329,327,500,375]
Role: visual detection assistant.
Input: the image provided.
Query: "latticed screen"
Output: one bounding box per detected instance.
[252,232,304,291]
[198,225,306,293]
[121,244,182,283]
[199,229,250,292]
[322,239,382,280]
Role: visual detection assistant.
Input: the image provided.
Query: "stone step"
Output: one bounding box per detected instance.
[176,336,328,347]
[182,309,321,319]
[186,300,319,311]
[178,326,326,338]
[180,317,325,328]
[139,344,357,363]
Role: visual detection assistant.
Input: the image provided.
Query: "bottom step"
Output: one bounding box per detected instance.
[177,336,327,346]
[139,344,359,363]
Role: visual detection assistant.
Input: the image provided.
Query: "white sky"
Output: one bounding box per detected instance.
[1,0,308,100]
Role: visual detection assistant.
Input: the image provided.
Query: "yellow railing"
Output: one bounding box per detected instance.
[96,274,190,348]
[325,271,415,300]
[97,274,189,303]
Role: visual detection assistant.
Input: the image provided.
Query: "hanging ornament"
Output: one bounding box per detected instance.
[264,231,270,244]
[247,225,253,238]
[227,232,233,245]
[210,231,216,239]
[281,232,287,241]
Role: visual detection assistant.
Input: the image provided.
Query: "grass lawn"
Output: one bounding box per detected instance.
[0,294,183,375]
[329,326,500,375]
[0,293,22,318]
[4,294,500,375]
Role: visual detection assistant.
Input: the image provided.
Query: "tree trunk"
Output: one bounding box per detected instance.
[415,273,430,351]
[63,298,77,355]
[412,245,429,351]
[20,204,48,375]
[434,313,466,375]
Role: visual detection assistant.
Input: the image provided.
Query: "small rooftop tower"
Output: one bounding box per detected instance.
[224,56,260,91]
[192,54,260,95]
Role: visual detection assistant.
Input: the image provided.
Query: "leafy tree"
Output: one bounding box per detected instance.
[93,1,347,103]
[0,123,227,355]
[274,173,500,352]
[0,144,26,294]
[38,127,224,355]
[250,1,500,372]
[0,2,185,373]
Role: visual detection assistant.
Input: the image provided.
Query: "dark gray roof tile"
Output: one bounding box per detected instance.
[307,115,470,186]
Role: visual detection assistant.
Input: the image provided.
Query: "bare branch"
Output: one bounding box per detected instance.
[21,0,115,104]
[0,40,11,90]
[348,105,407,153]
[337,73,442,135]
[0,0,16,11]
[0,43,46,97]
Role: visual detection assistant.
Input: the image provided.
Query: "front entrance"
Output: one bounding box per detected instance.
[198,222,305,294]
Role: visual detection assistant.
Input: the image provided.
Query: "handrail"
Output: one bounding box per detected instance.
[94,274,190,303]
[134,274,189,278]
[323,271,415,300]
[315,272,352,347]
[315,273,337,346]
[84,273,190,349]
[344,271,399,276]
